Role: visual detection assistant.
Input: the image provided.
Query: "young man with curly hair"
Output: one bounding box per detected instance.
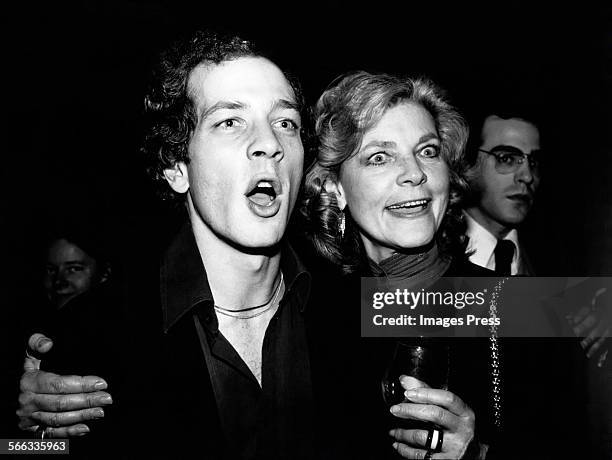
[17,30,315,459]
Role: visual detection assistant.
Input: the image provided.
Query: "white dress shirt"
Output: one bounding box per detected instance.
[464,212,525,275]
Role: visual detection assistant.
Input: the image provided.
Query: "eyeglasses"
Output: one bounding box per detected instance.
[478,146,541,175]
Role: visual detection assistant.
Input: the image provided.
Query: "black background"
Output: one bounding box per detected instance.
[3,0,611,333]
[1,0,611,441]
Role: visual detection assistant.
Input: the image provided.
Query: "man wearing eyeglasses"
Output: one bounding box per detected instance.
[464,108,541,276]
[462,102,611,459]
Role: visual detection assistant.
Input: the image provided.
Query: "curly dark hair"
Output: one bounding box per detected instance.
[142,30,309,202]
[301,71,470,274]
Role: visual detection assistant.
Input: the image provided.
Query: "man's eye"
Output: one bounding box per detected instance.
[497,153,517,164]
[67,266,84,273]
[420,146,440,158]
[274,119,299,131]
[528,156,540,168]
[216,119,240,130]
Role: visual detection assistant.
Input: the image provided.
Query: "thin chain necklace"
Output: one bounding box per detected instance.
[214,272,284,320]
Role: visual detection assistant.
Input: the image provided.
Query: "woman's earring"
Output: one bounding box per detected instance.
[339,212,346,239]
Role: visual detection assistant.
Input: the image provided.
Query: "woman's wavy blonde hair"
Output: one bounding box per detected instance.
[300,71,470,273]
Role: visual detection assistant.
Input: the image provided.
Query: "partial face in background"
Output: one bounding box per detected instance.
[165,57,304,250]
[469,115,541,233]
[336,102,450,262]
[43,239,105,309]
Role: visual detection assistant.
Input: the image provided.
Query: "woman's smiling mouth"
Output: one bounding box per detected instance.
[385,198,431,216]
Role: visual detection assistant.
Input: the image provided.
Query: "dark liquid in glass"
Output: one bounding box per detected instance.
[382,339,449,430]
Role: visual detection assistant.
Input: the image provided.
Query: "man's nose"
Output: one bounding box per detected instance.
[396,155,427,186]
[247,123,284,161]
[515,159,536,185]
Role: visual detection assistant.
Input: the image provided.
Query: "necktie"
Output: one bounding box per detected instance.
[494,240,515,275]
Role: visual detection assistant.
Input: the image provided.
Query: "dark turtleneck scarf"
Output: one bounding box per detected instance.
[366,241,451,290]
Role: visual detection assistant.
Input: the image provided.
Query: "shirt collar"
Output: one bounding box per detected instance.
[464,211,520,269]
[279,243,311,313]
[161,222,311,333]
[161,222,213,333]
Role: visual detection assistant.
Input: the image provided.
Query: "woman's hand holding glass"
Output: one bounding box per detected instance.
[388,376,478,459]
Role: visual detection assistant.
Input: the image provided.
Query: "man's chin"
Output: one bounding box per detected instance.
[499,211,528,227]
[234,239,284,256]
[226,225,286,255]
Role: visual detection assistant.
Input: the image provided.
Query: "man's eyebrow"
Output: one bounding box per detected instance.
[360,140,397,150]
[490,144,540,154]
[272,99,300,112]
[200,101,245,121]
[491,144,521,150]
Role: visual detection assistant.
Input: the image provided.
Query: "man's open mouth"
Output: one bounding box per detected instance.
[245,177,283,218]
[247,180,278,207]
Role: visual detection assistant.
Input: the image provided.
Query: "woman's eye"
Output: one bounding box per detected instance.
[367,152,388,165]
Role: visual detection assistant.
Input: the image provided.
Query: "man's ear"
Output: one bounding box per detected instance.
[323,178,347,211]
[163,162,190,194]
[463,157,485,204]
[464,163,477,186]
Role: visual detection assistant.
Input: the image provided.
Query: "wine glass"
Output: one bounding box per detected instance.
[382,339,450,429]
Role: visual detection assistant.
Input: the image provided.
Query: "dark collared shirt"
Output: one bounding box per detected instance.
[160,223,313,459]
